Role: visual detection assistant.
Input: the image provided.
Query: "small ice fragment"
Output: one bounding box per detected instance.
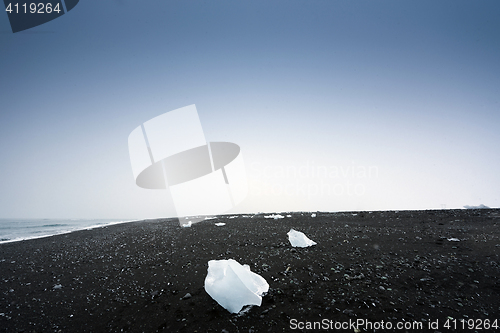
[204,216,217,220]
[286,215,291,218]
[464,204,489,209]
[204,259,269,314]
[264,214,284,219]
[287,229,317,247]
[447,238,460,242]
[311,213,316,217]
[53,284,62,290]
[215,223,226,226]
[181,221,192,228]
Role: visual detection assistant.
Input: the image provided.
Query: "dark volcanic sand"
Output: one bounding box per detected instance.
[1,209,499,332]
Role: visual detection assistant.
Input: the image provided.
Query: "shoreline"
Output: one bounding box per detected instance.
[1,209,499,332]
[0,218,159,245]
[1,208,492,245]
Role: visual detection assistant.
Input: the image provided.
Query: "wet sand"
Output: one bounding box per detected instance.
[1,209,499,332]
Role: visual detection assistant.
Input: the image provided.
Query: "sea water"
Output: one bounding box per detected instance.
[0,218,139,244]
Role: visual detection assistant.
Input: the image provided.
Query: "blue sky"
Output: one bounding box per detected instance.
[0,0,499,218]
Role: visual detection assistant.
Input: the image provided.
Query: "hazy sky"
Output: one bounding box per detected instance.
[1,1,499,218]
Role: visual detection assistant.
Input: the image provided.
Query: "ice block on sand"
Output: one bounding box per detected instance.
[287,229,317,247]
[204,259,269,313]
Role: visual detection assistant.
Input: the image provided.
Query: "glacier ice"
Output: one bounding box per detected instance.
[287,229,317,247]
[464,204,489,209]
[204,259,269,313]
[181,221,192,227]
[264,214,284,219]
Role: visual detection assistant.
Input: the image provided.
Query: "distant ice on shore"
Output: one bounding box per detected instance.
[288,229,317,247]
[464,204,490,209]
[264,214,285,219]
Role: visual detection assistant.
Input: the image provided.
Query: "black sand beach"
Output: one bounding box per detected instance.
[1,209,499,332]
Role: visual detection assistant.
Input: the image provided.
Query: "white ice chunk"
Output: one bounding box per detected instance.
[287,229,317,247]
[286,215,291,217]
[181,221,192,227]
[464,204,490,209]
[447,238,460,242]
[311,213,316,217]
[264,214,284,219]
[204,259,269,313]
[215,223,226,226]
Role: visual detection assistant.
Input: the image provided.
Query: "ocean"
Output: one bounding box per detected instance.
[0,218,139,244]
